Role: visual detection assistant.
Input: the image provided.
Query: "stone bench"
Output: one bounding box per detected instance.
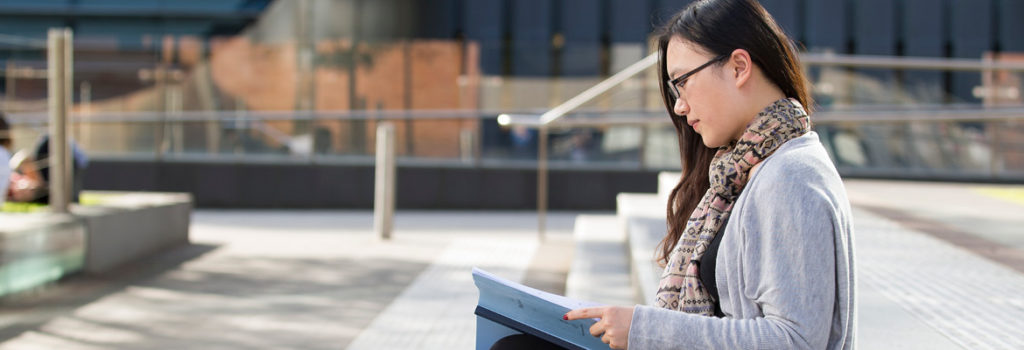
[0,190,193,298]
[73,191,193,274]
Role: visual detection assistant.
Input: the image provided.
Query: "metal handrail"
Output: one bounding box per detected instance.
[0,33,47,49]
[509,51,1024,238]
[813,107,1024,122]
[504,53,1024,127]
[8,109,496,124]
[11,104,1024,126]
[512,106,1024,127]
[540,53,659,125]
[502,52,658,239]
[502,53,1024,129]
[801,52,1024,72]
[15,105,1024,129]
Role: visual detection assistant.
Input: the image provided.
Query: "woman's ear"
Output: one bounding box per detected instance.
[730,49,753,88]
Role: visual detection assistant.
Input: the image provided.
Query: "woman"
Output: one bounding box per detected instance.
[565,0,856,349]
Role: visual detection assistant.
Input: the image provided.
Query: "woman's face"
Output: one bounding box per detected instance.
[665,36,747,148]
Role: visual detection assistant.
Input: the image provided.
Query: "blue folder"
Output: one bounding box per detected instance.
[472,268,613,350]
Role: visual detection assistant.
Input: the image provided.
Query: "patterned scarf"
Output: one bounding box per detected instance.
[655,98,811,316]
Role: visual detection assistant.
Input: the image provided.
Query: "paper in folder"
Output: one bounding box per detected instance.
[472,267,612,350]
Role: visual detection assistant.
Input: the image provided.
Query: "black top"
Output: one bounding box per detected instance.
[698,222,727,317]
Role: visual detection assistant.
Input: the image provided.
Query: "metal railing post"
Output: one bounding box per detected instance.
[47,28,72,214]
[530,53,659,240]
[459,128,474,164]
[537,126,548,241]
[374,122,396,240]
[154,64,166,160]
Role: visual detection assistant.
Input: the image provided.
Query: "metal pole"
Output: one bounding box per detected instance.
[638,126,649,169]
[537,126,547,241]
[294,0,315,136]
[64,30,73,201]
[47,28,72,213]
[78,81,91,153]
[155,64,166,160]
[374,122,396,240]
[169,84,183,154]
[459,128,473,164]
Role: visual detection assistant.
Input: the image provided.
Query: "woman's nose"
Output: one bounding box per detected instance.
[673,97,689,116]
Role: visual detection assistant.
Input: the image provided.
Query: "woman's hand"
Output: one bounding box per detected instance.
[564,306,634,349]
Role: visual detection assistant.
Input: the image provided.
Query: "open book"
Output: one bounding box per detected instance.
[472,267,612,350]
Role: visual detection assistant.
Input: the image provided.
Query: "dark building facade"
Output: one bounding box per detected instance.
[3,0,1020,209]
[2,0,1020,105]
[0,0,270,104]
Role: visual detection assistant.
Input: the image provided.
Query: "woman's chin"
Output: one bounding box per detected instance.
[701,137,724,149]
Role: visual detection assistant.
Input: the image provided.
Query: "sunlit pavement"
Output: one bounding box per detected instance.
[0,179,1021,349]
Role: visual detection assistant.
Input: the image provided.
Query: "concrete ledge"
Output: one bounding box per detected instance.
[565,214,637,305]
[614,192,670,306]
[627,217,666,306]
[657,172,681,206]
[615,192,664,232]
[72,191,192,274]
[565,192,670,306]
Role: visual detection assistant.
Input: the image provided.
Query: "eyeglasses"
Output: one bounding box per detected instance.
[666,53,729,103]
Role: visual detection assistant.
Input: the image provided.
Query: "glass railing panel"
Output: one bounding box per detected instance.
[814,118,1024,179]
[76,119,160,158]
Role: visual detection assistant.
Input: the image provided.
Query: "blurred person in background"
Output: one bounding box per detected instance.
[0,113,11,207]
[7,133,88,204]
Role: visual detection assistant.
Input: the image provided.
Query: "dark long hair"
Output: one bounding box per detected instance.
[655,0,813,266]
[0,112,9,149]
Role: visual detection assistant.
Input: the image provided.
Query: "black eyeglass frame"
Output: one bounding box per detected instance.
[665,53,730,102]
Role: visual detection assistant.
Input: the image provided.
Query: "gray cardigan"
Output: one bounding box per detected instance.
[628,132,856,350]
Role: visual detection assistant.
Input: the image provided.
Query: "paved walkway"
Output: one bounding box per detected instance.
[0,211,576,349]
[854,207,1023,349]
[0,180,1021,349]
[846,180,1024,349]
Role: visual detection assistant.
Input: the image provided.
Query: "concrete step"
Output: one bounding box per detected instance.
[615,192,669,306]
[626,216,666,306]
[615,192,664,227]
[657,171,681,206]
[565,214,637,305]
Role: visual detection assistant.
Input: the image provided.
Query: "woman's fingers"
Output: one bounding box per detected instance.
[590,319,606,337]
[563,306,632,349]
[565,307,609,338]
[564,306,604,321]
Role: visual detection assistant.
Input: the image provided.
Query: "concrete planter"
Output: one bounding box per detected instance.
[72,191,192,274]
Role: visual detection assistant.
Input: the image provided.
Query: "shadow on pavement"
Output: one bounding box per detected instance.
[0,243,221,342]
